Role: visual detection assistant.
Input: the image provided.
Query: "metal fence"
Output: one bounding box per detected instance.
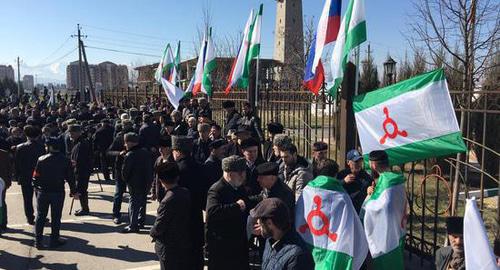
[103,84,499,265]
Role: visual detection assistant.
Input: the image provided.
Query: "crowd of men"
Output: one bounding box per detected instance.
[0,94,493,270]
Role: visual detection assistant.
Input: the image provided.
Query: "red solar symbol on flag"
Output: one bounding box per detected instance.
[379,106,408,144]
[299,195,338,242]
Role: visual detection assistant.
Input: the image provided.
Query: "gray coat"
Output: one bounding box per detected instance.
[280,156,313,201]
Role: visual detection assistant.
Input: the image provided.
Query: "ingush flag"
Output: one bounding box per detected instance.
[353,68,466,165]
[362,172,407,270]
[296,176,368,270]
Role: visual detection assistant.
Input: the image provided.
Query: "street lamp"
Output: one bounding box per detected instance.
[383,55,397,86]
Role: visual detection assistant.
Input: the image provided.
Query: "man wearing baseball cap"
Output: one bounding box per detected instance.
[251,198,314,270]
[337,149,373,213]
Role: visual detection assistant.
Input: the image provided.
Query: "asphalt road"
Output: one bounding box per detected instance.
[0,174,162,270]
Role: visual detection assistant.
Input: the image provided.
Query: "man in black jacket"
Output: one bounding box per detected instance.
[254,162,295,216]
[150,161,191,270]
[107,119,134,224]
[14,125,46,224]
[337,149,373,213]
[69,124,92,216]
[139,113,160,152]
[222,101,241,137]
[241,137,264,196]
[192,123,211,164]
[240,102,264,142]
[93,119,114,181]
[33,137,77,249]
[203,139,227,188]
[171,135,206,270]
[263,122,284,163]
[206,155,251,270]
[121,133,153,233]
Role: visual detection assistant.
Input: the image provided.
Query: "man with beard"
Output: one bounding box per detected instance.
[251,198,314,270]
[69,124,92,216]
[311,141,328,177]
[337,149,373,213]
[279,143,313,201]
[222,101,241,137]
[239,102,264,142]
[206,155,251,270]
[171,136,205,270]
[435,217,466,270]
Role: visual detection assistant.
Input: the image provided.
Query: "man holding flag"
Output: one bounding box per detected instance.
[362,150,406,269]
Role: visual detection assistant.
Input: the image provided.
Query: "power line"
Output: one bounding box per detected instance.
[34,36,73,65]
[27,47,78,68]
[82,24,169,41]
[84,45,160,58]
[86,39,162,53]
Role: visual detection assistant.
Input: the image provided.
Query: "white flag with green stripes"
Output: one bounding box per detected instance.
[353,69,466,165]
[296,176,368,270]
[361,172,407,269]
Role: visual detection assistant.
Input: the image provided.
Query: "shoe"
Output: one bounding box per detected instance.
[49,238,66,248]
[138,223,145,229]
[113,217,121,225]
[121,226,139,234]
[35,241,45,249]
[74,209,90,216]
[27,220,35,225]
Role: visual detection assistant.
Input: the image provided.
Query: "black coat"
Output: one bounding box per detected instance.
[150,185,191,249]
[14,140,45,186]
[107,129,132,181]
[262,180,295,218]
[122,145,153,193]
[93,125,114,152]
[239,113,264,142]
[192,138,211,164]
[139,122,160,149]
[176,156,206,270]
[223,110,241,136]
[206,178,250,270]
[203,155,222,188]
[245,157,265,196]
[33,152,75,194]
[70,136,92,179]
[337,168,373,213]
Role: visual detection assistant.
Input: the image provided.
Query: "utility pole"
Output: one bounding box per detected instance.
[77,24,83,102]
[17,57,21,98]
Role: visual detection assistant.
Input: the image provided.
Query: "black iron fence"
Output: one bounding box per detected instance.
[103,84,499,265]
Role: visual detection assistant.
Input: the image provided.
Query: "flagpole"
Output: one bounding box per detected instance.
[354,46,360,96]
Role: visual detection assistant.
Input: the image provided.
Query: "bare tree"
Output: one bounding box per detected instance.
[406,0,499,214]
[398,51,413,81]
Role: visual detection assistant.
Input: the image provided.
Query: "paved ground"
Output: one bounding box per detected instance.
[0,175,162,270]
[0,174,433,270]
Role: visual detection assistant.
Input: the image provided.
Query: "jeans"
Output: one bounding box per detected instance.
[128,188,146,230]
[35,191,64,242]
[21,184,34,221]
[112,178,126,218]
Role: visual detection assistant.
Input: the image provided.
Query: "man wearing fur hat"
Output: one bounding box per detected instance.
[435,217,466,270]
[206,155,252,270]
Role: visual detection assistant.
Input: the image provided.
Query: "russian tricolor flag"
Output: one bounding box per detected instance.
[304,0,342,95]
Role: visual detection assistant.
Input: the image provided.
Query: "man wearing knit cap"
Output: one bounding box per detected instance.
[206,155,252,270]
[263,122,284,162]
[171,135,205,270]
[435,216,466,270]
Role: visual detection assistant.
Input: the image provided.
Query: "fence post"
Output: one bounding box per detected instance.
[337,62,357,170]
